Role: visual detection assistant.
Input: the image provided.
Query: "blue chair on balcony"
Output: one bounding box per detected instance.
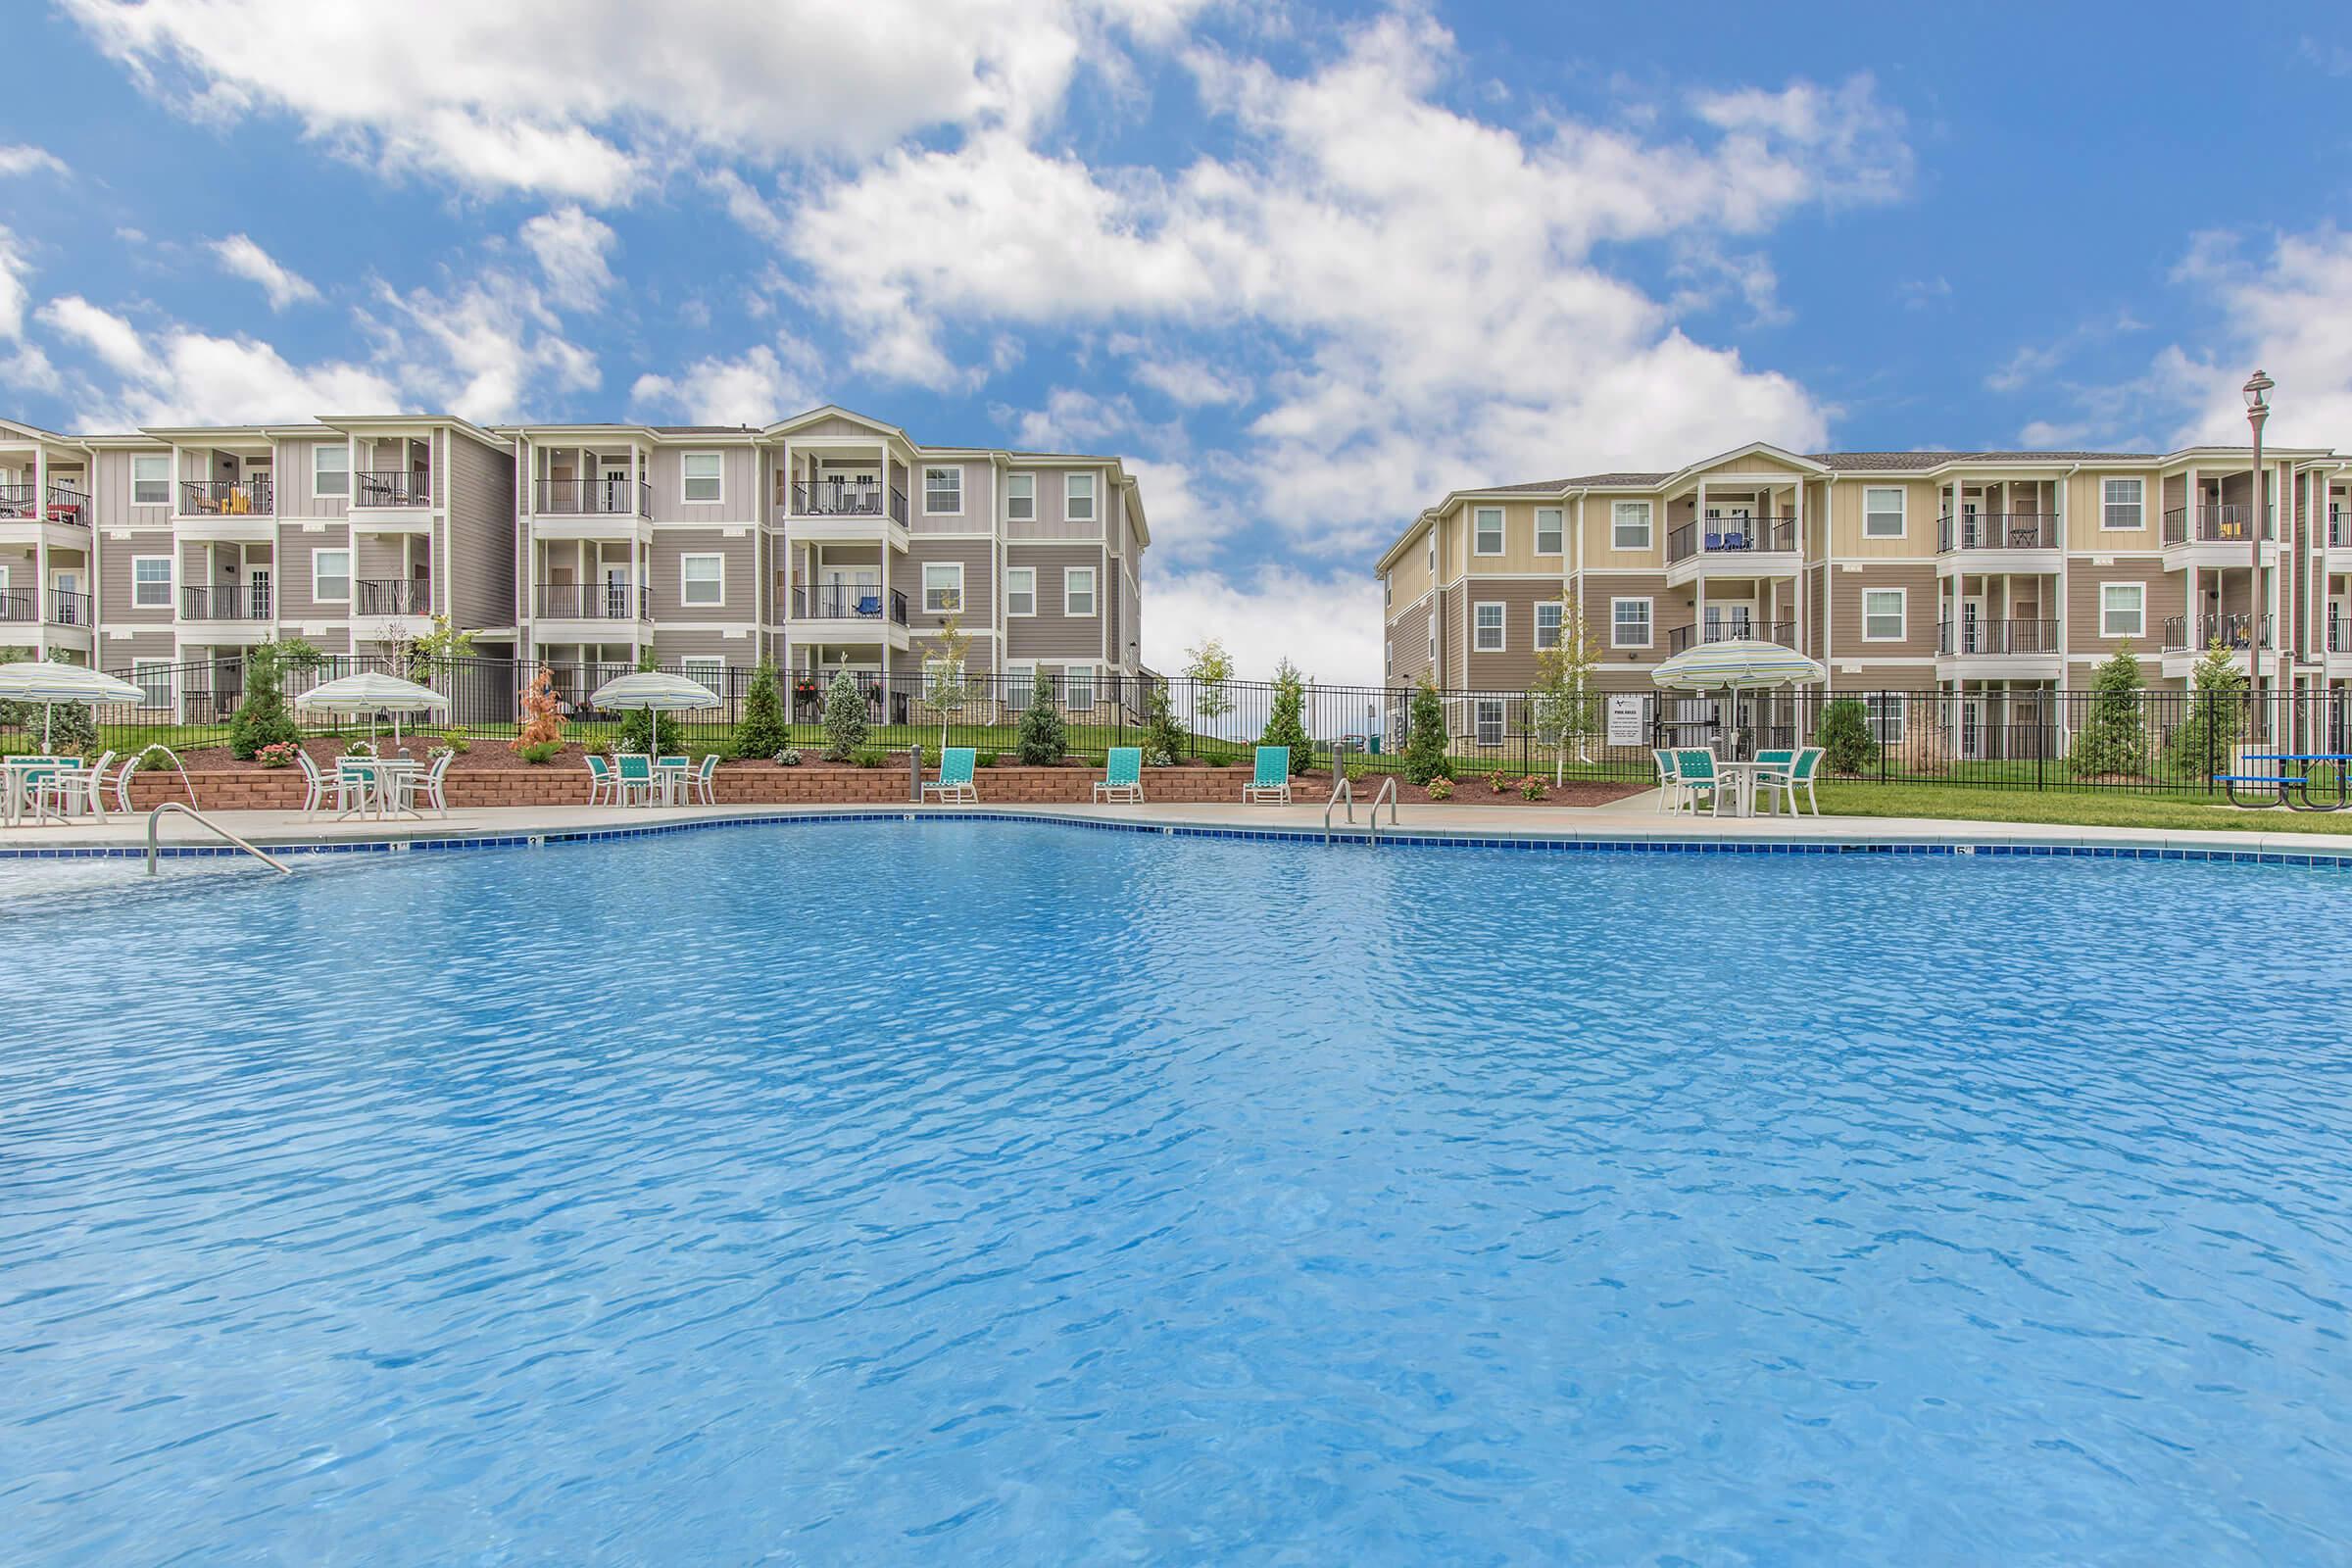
[856,593,881,618]
[922,747,978,805]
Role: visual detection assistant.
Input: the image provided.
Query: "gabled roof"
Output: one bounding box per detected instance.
[762,404,908,443]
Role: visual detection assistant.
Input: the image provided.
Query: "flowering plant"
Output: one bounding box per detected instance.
[342,740,377,759]
[256,742,298,769]
[1426,775,1454,801]
[1518,774,1546,801]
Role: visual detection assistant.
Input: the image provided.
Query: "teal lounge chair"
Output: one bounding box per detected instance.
[1758,746,1824,816]
[1243,746,1291,804]
[923,747,978,805]
[1671,748,1725,815]
[1095,746,1145,804]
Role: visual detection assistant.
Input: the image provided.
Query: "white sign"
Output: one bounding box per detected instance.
[1605,694,1645,748]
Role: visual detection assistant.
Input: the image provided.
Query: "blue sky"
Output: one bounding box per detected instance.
[4,0,2351,678]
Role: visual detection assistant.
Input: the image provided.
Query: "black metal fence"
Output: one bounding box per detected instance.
[2,655,2345,796]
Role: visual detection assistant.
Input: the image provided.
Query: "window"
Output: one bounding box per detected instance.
[680,452,722,503]
[1473,507,1503,555]
[313,444,349,498]
[1427,623,1436,661]
[1065,472,1097,522]
[923,654,966,706]
[2100,582,2145,638]
[131,455,170,506]
[1863,486,1906,538]
[1006,473,1035,521]
[132,660,172,710]
[1384,575,1393,609]
[923,466,962,514]
[1865,693,1906,745]
[1005,565,1036,616]
[680,553,724,608]
[1611,597,1652,648]
[1535,508,1563,555]
[681,656,725,688]
[1426,536,1435,575]
[1473,601,1504,652]
[131,556,172,610]
[922,562,963,613]
[1612,501,1652,551]
[1064,565,1096,616]
[311,548,351,605]
[1860,588,1905,641]
[1063,665,1097,711]
[1475,698,1505,746]
[1535,601,1563,650]
[2102,477,2144,530]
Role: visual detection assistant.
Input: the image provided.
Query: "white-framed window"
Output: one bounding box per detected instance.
[1005,472,1035,521]
[2100,582,2145,638]
[1064,565,1097,616]
[1427,623,1436,661]
[1065,472,1096,522]
[131,659,172,710]
[922,466,962,515]
[1473,601,1504,651]
[1860,588,1905,641]
[1612,501,1652,551]
[922,653,966,706]
[922,561,963,613]
[1535,601,1564,649]
[1473,507,1503,555]
[1004,565,1036,616]
[2101,477,2144,530]
[1475,698,1505,746]
[1426,535,1436,575]
[1865,693,1906,745]
[679,656,725,698]
[1535,508,1564,555]
[680,452,723,504]
[311,548,351,605]
[1863,486,1906,538]
[1003,662,1035,702]
[680,553,724,608]
[131,555,172,610]
[1611,597,1652,648]
[1063,664,1097,710]
[131,455,170,507]
[1384,575,1393,609]
[313,444,349,498]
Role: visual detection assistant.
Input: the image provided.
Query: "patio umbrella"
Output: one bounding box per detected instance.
[0,661,144,749]
[1650,640,1827,760]
[294,670,452,747]
[590,671,719,753]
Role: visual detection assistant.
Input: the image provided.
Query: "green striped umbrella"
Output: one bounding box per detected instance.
[1650,641,1826,760]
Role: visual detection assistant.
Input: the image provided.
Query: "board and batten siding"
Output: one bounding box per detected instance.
[910,458,993,534]
[1004,543,1105,660]
[446,434,516,631]
[273,438,348,518]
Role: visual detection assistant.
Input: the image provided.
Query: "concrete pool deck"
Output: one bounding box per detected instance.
[5,790,2352,868]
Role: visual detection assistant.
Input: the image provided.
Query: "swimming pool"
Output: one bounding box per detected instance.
[5,820,2349,1562]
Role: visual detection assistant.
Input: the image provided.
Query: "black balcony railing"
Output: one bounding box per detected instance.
[789,479,910,525]
[793,584,909,623]
[2329,619,2351,654]
[47,587,92,626]
[355,470,433,507]
[1666,514,1798,563]
[536,581,651,620]
[1936,513,2059,551]
[1663,619,1795,654]
[2161,505,2273,546]
[0,483,90,525]
[179,477,274,516]
[1936,617,2058,656]
[0,588,36,623]
[2160,612,2271,652]
[182,584,272,620]
[535,477,651,516]
[356,579,431,615]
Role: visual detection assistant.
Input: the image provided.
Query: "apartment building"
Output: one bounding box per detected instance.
[1377,440,2352,752]
[0,405,1151,718]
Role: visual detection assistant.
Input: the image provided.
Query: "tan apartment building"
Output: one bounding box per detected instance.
[1376,440,2352,754]
[1,406,1150,720]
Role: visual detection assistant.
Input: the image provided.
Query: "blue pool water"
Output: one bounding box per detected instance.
[5,822,2351,1564]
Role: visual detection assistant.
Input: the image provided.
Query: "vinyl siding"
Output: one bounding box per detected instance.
[652,445,760,524]
[911,459,991,533]
[649,528,756,619]
[276,526,355,620]
[1826,564,1940,658]
[907,537,993,628]
[2065,561,2180,649]
[1586,575,1668,662]
[1460,578,1568,688]
[100,528,178,627]
[274,438,349,518]
[1004,544,1105,659]
[446,432,516,630]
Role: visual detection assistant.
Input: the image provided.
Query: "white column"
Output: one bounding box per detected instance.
[32,446,49,660]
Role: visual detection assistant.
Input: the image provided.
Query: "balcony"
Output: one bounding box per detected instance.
[183,584,272,621]
[0,483,91,528]
[2329,508,2349,550]
[2328,620,2352,656]
[179,478,274,517]
[788,479,909,525]
[1667,515,1797,564]
[355,579,431,616]
[793,584,908,624]
[1663,620,1794,654]
[2161,505,2271,546]
[1936,513,2058,552]
[1936,618,2058,656]
[2160,612,2270,653]
[536,581,651,621]
[354,470,432,508]
[535,477,651,517]
[0,588,37,624]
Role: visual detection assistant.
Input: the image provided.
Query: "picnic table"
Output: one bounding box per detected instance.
[2214,755,2351,811]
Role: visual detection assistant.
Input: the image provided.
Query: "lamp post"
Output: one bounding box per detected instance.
[2243,369,2273,742]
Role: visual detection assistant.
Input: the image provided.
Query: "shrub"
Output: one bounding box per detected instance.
[23,700,96,755]
[256,741,299,769]
[616,707,682,756]
[1016,668,1066,764]
[774,748,803,766]
[1402,676,1449,785]
[975,751,999,768]
[439,727,472,756]
[1346,760,1367,784]
[514,666,564,752]
[1144,680,1189,765]
[1813,698,1879,775]
[1258,658,1313,774]
[516,740,560,764]
[1426,775,1454,801]
[736,662,789,761]
[228,639,319,760]
[821,668,868,761]
[2164,641,2246,780]
[852,747,886,768]
[2070,648,2149,779]
[1519,774,1546,801]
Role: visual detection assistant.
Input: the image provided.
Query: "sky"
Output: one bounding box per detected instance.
[3,1,2351,681]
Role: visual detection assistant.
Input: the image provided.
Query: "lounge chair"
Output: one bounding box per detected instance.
[584,753,616,808]
[398,753,453,817]
[1758,746,1824,816]
[1651,747,1683,813]
[690,754,719,806]
[1095,746,1144,804]
[1670,748,1726,815]
[922,747,978,805]
[614,754,658,806]
[1243,745,1291,804]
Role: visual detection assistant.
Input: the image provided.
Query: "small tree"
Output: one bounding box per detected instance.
[615,646,682,755]
[514,664,565,752]
[734,662,788,760]
[1529,593,1602,782]
[1402,675,1450,785]
[922,615,975,758]
[2069,647,2148,779]
[1813,697,1879,776]
[2165,639,2247,782]
[1017,667,1067,764]
[1185,637,1235,744]
[1143,679,1188,764]
[1259,659,1314,774]
[396,613,475,682]
[820,665,868,761]
[228,638,323,760]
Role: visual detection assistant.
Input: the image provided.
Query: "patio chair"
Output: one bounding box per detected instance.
[398,753,453,817]
[1243,746,1292,804]
[295,749,332,815]
[584,753,616,808]
[614,753,658,807]
[1758,746,1824,817]
[50,749,116,819]
[333,758,376,818]
[921,747,978,805]
[23,759,84,824]
[691,753,719,806]
[1095,746,1145,804]
[1671,748,1726,815]
[1651,747,1684,813]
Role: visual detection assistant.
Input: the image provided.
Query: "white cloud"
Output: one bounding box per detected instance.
[0,145,68,179]
[38,296,146,373]
[630,341,813,426]
[0,227,32,340]
[1124,347,1250,406]
[38,295,403,424]
[365,268,598,425]
[1143,564,1381,685]
[209,233,319,310]
[520,207,617,311]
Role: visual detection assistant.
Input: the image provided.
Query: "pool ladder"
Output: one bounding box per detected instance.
[146,802,292,877]
[1323,775,1400,844]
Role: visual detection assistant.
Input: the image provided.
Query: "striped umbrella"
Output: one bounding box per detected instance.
[294,671,452,747]
[0,661,145,749]
[590,672,719,754]
[1650,640,1826,760]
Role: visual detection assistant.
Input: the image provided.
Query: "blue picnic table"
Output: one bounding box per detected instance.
[2213,754,2352,811]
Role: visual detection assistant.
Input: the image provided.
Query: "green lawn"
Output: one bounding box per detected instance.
[1811,781,2352,835]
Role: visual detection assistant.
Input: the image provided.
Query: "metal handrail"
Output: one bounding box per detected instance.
[146,801,291,876]
[117,744,195,814]
[1367,776,1399,843]
[1323,773,1354,841]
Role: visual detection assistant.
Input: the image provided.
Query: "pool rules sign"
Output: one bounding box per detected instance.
[1606,695,1645,748]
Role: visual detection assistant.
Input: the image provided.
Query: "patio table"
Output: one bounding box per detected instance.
[654,760,690,805]
[2,758,80,825]
[336,758,421,820]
